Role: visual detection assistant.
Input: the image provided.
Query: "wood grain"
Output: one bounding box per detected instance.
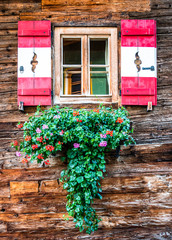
[0,0,172,238]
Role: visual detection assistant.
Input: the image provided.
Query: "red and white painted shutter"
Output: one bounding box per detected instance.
[18,21,51,106]
[121,20,157,105]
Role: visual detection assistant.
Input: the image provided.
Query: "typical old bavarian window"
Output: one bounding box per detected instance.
[54,27,118,104]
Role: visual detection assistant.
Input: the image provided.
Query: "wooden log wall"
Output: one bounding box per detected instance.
[0,0,172,239]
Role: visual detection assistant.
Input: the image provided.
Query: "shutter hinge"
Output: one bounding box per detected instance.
[51,90,54,107]
[19,101,24,112]
[118,31,121,38]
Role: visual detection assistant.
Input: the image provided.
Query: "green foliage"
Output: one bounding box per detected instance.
[13,105,135,234]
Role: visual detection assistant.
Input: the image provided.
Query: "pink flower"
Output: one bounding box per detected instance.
[54,115,61,119]
[42,124,48,129]
[36,128,42,133]
[73,143,80,148]
[100,134,107,138]
[50,133,53,136]
[16,151,21,157]
[99,141,107,147]
[59,130,64,136]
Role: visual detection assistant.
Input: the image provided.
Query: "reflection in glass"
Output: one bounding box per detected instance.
[63,38,81,65]
[63,67,81,95]
[90,67,109,95]
[90,39,108,65]
[90,38,109,95]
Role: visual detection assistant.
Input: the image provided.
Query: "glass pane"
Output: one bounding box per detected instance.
[90,67,109,95]
[90,39,108,65]
[63,38,81,65]
[63,67,81,95]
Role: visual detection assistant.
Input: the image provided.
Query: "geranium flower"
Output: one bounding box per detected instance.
[37,154,44,160]
[45,145,54,151]
[13,140,18,146]
[59,130,64,135]
[36,136,43,142]
[106,131,113,136]
[42,124,48,129]
[44,160,50,165]
[74,143,80,148]
[32,144,38,150]
[50,133,53,136]
[99,141,107,147]
[17,123,23,129]
[16,151,21,157]
[36,128,42,133]
[25,136,31,141]
[22,158,28,164]
[93,109,99,113]
[73,111,79,116]
[116,118,123,124]
[76,119,82,122]
[100,134,107,138]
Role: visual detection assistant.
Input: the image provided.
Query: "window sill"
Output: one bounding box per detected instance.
[54,95,119,105]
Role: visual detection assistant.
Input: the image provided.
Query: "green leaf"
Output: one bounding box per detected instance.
[61,170,66,177]
[63,183,68,189]
[76,176,84,183]
[97,171,103,177]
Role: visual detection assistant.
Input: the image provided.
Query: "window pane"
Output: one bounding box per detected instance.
[90,39,108,65]
[63,38,81,65]
[63,67,81,95]
[90,67,109,95]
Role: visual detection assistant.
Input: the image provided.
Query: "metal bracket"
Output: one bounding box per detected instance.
[19,101,24,111]
[147,101,152,111]
[142,66,155,71]
[118,31,121,38]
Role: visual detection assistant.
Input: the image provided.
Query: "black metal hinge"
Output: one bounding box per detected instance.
[118,31,121,38]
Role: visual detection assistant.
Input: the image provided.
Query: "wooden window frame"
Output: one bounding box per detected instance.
[54,27,118,104]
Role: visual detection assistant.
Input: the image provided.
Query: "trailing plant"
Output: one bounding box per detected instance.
[12,105,135,234]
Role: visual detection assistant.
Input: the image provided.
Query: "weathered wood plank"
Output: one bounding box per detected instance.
[10,181,39,195]
[42,0,150,13]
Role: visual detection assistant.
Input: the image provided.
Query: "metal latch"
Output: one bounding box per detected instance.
[142,66,155,71]
[19,101,24,111]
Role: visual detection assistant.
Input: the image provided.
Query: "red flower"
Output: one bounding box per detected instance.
[93,109,99,113]
[44,136,49,140]
[32,144,38,150]
[36,136,43,142]
[73,111,79,116]
[106,131,113,137]
[26,154,31,159]
[45,145,54,151]
[116,117,123,124]
[17,123,23,129]
[37,154,44,160]
[13,140,18,146]
[25,136,31,141]
[76,119,82,122]
[44,160,50,165]
[22,158,28,164]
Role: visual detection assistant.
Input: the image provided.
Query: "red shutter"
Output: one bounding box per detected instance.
[121,20,157,106]
[18,21,51,106]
